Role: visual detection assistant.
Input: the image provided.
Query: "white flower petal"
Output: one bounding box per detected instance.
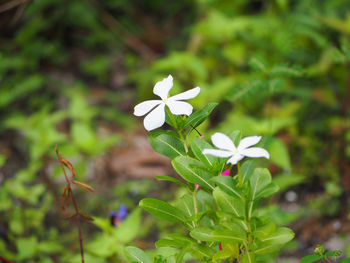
[241,147,270,159]
[153,75,173,100]
[166,101,193,116]
[168,87,200,102]
[237,136,262,151]
[227,154,244,165]
[143,104,166,131]
[134,100,162,116]
[211,132,236,152]
[202,149,233,158]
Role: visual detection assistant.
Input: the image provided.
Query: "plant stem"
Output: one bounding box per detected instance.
[166,107,178,130]
[193,189,198,215]
[166,107,188,152]
[56,149,85,263]
[192,188,199,229]
[77,216,84,263]
[237,162,243,187]
[69,187,85,263]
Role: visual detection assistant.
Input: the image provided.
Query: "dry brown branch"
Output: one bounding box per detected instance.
[56,147,94,263]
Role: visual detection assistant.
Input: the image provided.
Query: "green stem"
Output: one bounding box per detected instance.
[166,107,188,152]
[193,189,198,219]
[166,107,178,129]
[179,130,188,152]
[237,162,243,187]
[192,188,201,244]
[219,163,226,176]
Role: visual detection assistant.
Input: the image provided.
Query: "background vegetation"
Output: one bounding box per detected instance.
[0,0,349,262]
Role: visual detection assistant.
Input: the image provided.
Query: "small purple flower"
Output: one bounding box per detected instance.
[117,205,128,220]
[110,205,128,226]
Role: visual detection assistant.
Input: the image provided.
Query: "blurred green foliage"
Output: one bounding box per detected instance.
[135,0,350,213]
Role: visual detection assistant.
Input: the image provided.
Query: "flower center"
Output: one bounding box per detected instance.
[162,98,168,103]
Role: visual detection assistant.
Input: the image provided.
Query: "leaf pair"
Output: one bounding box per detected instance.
[165,102,218,131]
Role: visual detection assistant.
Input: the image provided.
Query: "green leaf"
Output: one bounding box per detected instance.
[156,233,214,260]
[155,175,187,187]
[155,238,187,248]
[175,246,189,263]
[185,210,211,223]
[172,156,215,190]
[16,236,38,260]
[0,74,44,108]
[167,233,195,243]
[255,183,279,199]
[249,56,267,72]
[273,174,305,192]
[242,252,256,263]
[0,154,6,167]
[213,187,245,218]
[325,250,342,257]
[254,222,276,240]
[114,209,141,243]
[213,243,239,261]
[85,235,116,257]
[92,217,113,233]
[190,227,246,243]
[38,241,62,253]
[241,160,255,183]
[265,138,291,169]
[183,102,218,129]
[300,255,324,263]
[228,130,241,145]
[191,138,222,170]
[211,176,242,199]
[165,109,186,129]
[213,249,233,261]
[249,168,272,200]
[174,194,197,229]
[253,242,282,255]
[149,130,186,159]
[190,243,215,259]
[228,80,266,102]
[139,198,185,223]
[260,227,294,245]
[339,258,350,263]
[270,64,303,77]
[248,168,272,218]
[125,246,152,263]
[71,122,97,153]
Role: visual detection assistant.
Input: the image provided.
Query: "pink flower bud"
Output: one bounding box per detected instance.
[222,169,230,176]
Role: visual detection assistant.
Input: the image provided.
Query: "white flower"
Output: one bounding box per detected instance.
[134,75,200,131]
[202,132,270,165]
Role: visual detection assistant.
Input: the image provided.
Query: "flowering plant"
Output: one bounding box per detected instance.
[126,75,294,263]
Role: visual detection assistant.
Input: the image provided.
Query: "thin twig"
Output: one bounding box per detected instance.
[77,216,84,263]
[56,147,94,263]
[11,0,29,25]
[0,0,24,13]
[190,125,202,137]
